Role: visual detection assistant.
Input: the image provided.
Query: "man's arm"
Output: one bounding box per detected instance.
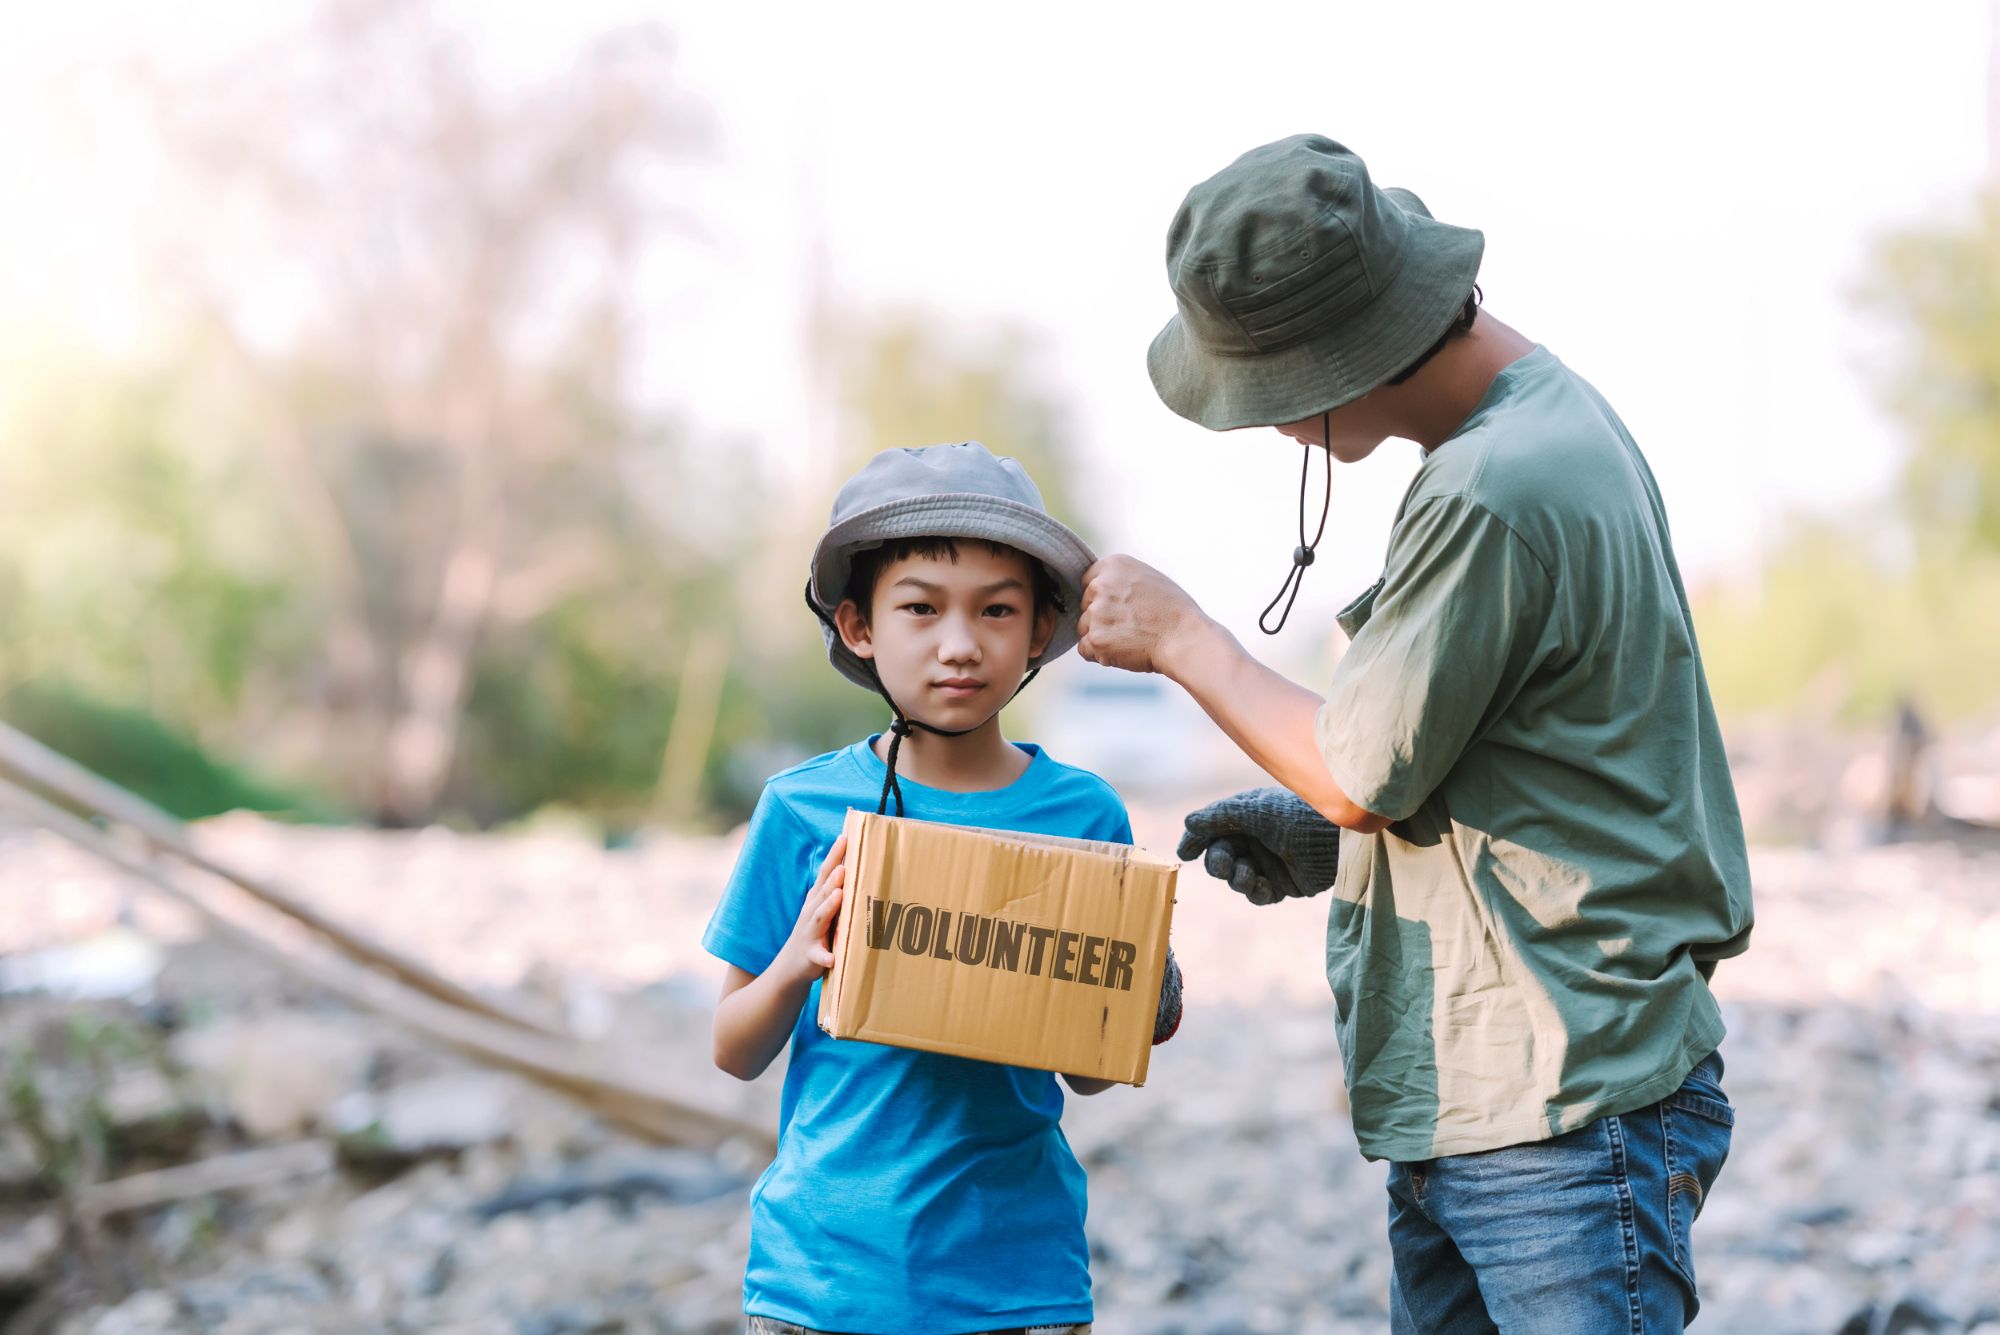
[1163,616,1390,834]
[1078,555,1389,834]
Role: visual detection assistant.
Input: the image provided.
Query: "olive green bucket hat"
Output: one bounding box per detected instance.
[1147,135,1485,431]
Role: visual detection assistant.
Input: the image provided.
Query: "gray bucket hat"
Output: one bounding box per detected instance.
[808,442,1097,691]
[1147,135,1485,431]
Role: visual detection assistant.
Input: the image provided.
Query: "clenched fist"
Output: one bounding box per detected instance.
[1077,555,1208,676]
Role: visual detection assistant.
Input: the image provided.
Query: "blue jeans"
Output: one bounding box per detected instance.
[1387,1050,1734,1334]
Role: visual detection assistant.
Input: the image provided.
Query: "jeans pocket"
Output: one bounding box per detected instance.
[1661,1072,1735,1290]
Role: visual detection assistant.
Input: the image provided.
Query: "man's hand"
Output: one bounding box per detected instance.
[1177,788,1344,905]
[772,835,847,986]
[1154,946,1183,1043]
[1083,555,1391,835]
[1062,944,1185,1097]
[1078,555,1209,677]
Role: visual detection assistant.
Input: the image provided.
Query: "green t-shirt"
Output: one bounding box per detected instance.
[1316,345,1753,1162]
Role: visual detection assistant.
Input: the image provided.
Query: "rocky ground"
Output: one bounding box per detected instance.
[2,796,1999,1334]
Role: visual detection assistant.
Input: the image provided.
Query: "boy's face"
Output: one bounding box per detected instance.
[834,544,1058,729]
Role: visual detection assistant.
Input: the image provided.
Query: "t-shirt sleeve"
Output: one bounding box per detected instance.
[1079,776,1134,846]
[1099,801,1135,847]
[701,785,820,976]
[1317,496,1559,823]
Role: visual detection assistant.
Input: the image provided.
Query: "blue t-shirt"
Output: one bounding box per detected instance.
[702,736,1132,1334]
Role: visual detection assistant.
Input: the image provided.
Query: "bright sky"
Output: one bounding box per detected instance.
[3,0,1993,662]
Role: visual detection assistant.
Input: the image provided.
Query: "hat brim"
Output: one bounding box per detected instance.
[1147,198,1485,432]
[809,495,1098,692]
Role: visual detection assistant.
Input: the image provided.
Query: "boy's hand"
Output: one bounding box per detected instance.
[711,836,848,1083]
[1177,788,1342,905]
[774,835,847,985]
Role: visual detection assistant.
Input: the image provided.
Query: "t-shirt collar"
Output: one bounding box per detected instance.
[1447,344,1555,443]
[845,736,1048,813]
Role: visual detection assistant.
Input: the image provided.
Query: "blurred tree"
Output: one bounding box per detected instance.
[831,313,1092,542]
[0,357,337,818]
[1694,515,2000,722]
[140,0,712,824]
[0,680,334,822]
[1862,194,2000,556]
[0,361,300,728]
[0,15,1096,832]
[1693,195,2000,722]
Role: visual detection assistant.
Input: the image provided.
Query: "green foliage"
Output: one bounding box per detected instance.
[833,314,1094,543]
[0,362,308,730]
[0,311,1089,834]
[0,0,1102,832]
[1696,195,2000,725]
[2,1011,193,1197]
[1693,520,2000,722]
[451,587,679,828]
[2,1044,80,1192]
[0,358,338,819]
[0,679,340,822]
[704,635,890,819]
[1860,194,2000,556]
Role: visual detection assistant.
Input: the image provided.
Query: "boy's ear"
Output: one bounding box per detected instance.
[1029,604,1059,661]
[833,598,876,660]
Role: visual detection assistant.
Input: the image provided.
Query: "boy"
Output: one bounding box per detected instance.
[704,441,1182,1335]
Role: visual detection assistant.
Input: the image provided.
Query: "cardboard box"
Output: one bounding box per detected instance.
[818,810,1179,1086]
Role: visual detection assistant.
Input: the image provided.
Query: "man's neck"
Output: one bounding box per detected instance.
[874,714,1029,794]
[1392,313,1537,452]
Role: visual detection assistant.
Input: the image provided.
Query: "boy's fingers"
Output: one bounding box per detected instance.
[795,873,843,936]
[814,834,848,882]
[810,863,845,904]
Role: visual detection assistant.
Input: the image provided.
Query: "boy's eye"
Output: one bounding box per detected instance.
[900,602,935,616]
[983,604,1018,618]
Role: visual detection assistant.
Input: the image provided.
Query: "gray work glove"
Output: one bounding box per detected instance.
[1154,947,1183,1045]
[1176,787,1343,906]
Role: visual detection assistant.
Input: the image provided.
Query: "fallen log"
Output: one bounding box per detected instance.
[0,776,774,1157]
[0,722,561,1036]
[78,1141,337,1219]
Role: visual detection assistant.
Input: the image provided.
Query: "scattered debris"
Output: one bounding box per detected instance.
[472,1148,745,1220]
[78,1141,336,1220]
[0,731,1995,1331]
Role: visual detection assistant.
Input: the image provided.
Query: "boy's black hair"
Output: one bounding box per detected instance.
[1383,285,1482,387]
[843,537,1066,622]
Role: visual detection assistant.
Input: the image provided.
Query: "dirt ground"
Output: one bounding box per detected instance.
[2,783,1998,1333]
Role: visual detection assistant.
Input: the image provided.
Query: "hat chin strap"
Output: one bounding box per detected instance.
[803,581,1043,816]
[1259,411,1333,636]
